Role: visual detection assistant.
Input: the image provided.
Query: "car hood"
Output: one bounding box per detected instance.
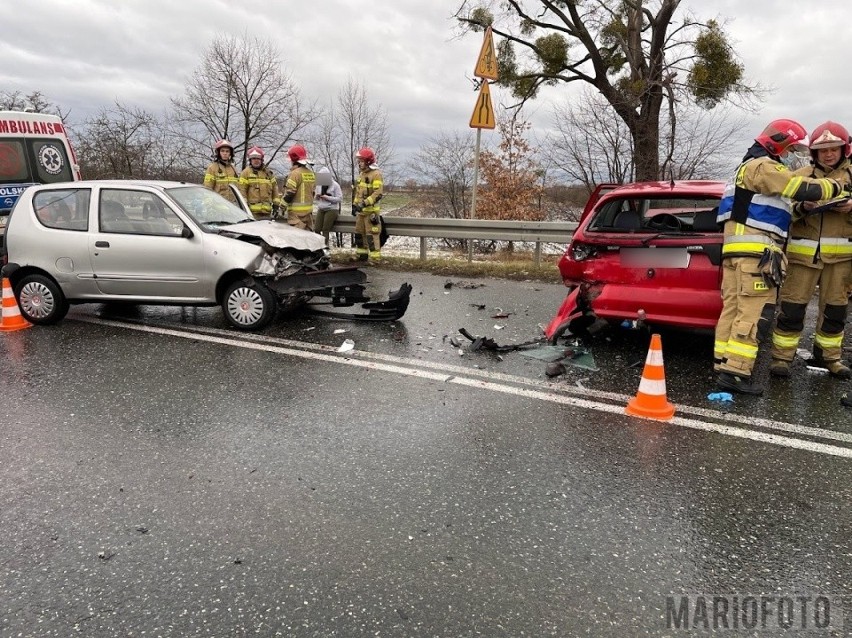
[218,220,326,252]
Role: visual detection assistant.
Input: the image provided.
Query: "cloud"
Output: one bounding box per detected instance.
[3,0,852,180]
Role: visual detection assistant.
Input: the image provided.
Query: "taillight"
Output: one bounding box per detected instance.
[571,241,597,261]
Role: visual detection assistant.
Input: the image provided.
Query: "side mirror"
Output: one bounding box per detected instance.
[181,226,194,239]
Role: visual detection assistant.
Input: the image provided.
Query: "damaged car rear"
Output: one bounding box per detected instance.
[545,180,726,342]
[0,180,410,330]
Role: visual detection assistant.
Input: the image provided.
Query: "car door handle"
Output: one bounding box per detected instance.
[95,241,110,248]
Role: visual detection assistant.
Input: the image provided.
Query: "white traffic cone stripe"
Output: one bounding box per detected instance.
[646,348,664,366]
[2,286,22,317]
[637,378,667,396]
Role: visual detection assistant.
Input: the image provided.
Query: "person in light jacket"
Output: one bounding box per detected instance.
[314,166,342,247]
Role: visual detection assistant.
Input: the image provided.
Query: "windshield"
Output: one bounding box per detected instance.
[166,185,252,229]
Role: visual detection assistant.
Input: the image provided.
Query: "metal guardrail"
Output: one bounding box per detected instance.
[330,216,577,266]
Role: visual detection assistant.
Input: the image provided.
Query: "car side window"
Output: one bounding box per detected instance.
[100,189,185,236]
[33,189,90,231]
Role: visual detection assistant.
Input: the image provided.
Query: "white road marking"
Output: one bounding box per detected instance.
[72,316,852,459]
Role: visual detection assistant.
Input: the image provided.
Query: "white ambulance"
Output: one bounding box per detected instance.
[0,110,81,223]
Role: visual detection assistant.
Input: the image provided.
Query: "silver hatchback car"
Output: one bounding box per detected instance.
[0,180,410,330]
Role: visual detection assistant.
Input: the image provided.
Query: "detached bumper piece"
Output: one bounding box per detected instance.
[267,266,411,322]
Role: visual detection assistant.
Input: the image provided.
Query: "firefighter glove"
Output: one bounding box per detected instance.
[271,203,282,219]
[352,203,362,215]
[757,246,787,289]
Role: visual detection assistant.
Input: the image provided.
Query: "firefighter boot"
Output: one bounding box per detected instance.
[827,360,852,379]
[716,371,764,396]
[811,346,851,378]
[769,359,791,378]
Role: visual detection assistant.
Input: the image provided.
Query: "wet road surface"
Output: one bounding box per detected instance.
[1,269,851,636]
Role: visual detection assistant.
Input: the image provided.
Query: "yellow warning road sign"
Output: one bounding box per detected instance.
[469,81,495,129]
[474,26,498,81]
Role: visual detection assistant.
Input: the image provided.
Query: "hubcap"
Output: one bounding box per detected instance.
[19,282,55,319]
[227,287,264,325]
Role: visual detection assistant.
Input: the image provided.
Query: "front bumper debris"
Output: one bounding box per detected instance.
[264,266,411,322]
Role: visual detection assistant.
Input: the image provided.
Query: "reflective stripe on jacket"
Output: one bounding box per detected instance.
[355,168,384,213]
[787,160,852,266]
[204,161,239,202]
[284,166,316,214]
[239,166,281,214]
[717,156,839,239]
[721,221,781,258]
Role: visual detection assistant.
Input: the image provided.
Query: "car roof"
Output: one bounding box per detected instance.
[30,180,195,191]
[602,180,726,197]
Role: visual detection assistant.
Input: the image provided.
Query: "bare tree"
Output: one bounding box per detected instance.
[319,77,395,194]
[455,1,756,180]
[407,130,476,220]
[548,89,636,188]
[546,87,746,189]
[659,103,747,180]
[0,90,67,119]
[74,103,194,180]
[170,33,320,171]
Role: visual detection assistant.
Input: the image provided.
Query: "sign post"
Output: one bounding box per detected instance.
[469,26,498,261]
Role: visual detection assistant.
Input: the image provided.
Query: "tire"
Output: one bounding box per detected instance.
[222,279,277,330]
[14,274,69,325]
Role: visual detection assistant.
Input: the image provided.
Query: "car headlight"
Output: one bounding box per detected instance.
[571,242,596,261]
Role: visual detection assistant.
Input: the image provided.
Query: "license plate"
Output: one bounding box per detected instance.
[620,247,690,268]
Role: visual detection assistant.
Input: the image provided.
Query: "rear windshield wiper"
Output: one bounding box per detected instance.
[640,232,701,246]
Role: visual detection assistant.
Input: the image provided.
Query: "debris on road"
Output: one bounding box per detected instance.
[337,339,355,353]
[707,392,734,403]
[545,362,566,378]
[445,280,486,290]
[457,327,544,353]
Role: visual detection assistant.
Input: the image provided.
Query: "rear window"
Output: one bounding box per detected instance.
[588,196,721,233]
[33,189,90,231]
[0,138,73,186]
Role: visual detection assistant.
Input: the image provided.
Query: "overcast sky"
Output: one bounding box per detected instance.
[3,0,851,179]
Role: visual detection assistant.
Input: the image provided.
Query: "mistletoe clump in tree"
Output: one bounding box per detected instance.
[455,1,748,181]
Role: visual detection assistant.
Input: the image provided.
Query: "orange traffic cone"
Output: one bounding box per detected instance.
[0,276,32,332]
[625,333,675,420]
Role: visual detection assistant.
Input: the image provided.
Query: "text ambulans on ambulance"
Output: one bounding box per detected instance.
[0,111,81,221]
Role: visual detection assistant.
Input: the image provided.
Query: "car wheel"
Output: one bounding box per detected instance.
[15,274,69,325]
[222,280,277,330]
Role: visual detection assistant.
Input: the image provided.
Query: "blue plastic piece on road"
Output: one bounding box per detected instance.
[707,392,734,402]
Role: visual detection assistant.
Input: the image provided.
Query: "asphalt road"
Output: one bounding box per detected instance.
[1,269,851,637]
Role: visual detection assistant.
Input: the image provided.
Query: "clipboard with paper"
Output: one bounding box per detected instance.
[807,196,851,214]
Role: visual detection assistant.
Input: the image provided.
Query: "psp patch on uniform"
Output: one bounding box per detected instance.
[38,144,64,175]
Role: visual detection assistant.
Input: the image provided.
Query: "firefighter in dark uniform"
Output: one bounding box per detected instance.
[353,147,384,261]
[239,146,282,219]
[282,144,315,230]
[203,139,239,203]
[770,121,852,379]
[713,119,848,395]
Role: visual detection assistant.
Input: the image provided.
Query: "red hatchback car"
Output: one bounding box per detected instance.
[545,180,727,342]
